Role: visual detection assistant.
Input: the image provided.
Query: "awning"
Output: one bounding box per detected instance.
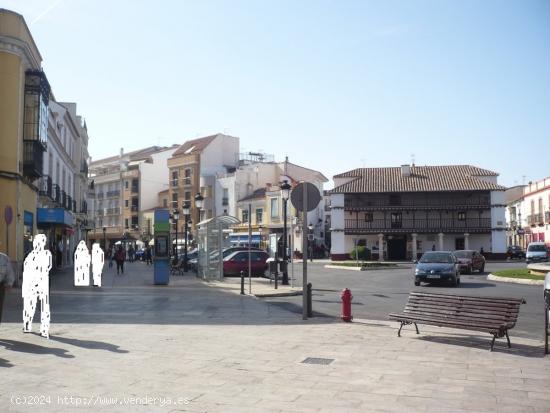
[37,208,74,227]
[229,233,261,243]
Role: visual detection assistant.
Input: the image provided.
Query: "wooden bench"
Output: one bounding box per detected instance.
[389,292,526,351]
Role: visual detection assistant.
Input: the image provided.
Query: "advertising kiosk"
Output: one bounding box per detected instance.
[153,209,170,285]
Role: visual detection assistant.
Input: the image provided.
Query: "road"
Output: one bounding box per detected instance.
[263,261,546,340]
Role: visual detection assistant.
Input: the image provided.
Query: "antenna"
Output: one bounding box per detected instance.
[411,154,415,166]
[522,175,526,185]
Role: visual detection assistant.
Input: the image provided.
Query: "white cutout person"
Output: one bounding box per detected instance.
[74,240,90,287]
[91,243,104,287]
[22,234,52,338]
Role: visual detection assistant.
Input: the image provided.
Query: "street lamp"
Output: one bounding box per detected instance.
[172,209,180,258]
[182,202,190,272]
[280,180,291,285]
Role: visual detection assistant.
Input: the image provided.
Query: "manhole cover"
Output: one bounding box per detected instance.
[301,357,334,365]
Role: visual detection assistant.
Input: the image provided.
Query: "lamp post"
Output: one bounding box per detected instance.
[182,202,190,272]
[280,180,291,285]
[102,227,106,251]
[172,209,180,258]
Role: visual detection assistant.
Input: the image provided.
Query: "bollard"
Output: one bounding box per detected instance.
[307,282,313,318]
[240,271,245,295]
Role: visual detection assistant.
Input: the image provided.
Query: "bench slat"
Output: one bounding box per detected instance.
[404,303,520,320]
[401,310,510,328]
[408,295,523,310]
[403,308,516,325]
[389,313,505,333]
[409,292,525,305]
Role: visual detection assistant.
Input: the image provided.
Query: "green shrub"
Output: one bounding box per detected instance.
[349,246,371,260]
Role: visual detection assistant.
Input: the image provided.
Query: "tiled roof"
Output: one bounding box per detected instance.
[238,188,266,202]
[330,165,506,194]
[90,145,174,166]
[172,134,219,157]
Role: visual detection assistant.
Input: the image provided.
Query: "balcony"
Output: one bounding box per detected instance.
[38,175,53,199]
[67,195,72,211]
[344,195,491,211]
[528,214,544,226]
[96,192,104,199]
[171,179,178,187]
[73,200,77,213]
[53,184,61,203]
[546,211,550,223]
[80,200,88,214]
[131,205,138,213]
[105,207,120,215]
[23,140,44,180]
[106,190,120,198]
[80,162,88,175]
[222,197,229,206]
[344,218,492,233]
[61,190,67,209]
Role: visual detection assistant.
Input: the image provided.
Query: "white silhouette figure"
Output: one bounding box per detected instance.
[22,234,52,338]
[74,240,90,287]
[91,243,104,287]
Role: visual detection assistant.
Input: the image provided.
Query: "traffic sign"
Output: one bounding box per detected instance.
[4,205,13,225]
[291,182,321,212]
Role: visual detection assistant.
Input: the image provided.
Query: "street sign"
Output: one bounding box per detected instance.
[291,182,321,212]
[4,205,13,225]
[517,229,525,235]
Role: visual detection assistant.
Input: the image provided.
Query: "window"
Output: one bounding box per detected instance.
[49,154,53,176]
[184,168,192,185]
[389,194,401,206]
[125,180,129,189]
[365,213,373,222]
[131,216,138,227]
[242,209,249,223]
[270,198,279,218]
[125,218,129,229]
[184,191,191,201]
[457,211,466,221]
[172,170,178,186]
[172,192,178,209]
[256,208,263,224]
[539,198,543,213]
[163,199,168,208]
[222,188,229,206]
[125,200,129,208]
[390,212,402,229]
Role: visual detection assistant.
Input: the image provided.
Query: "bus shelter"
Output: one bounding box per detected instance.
[196,215,240,280]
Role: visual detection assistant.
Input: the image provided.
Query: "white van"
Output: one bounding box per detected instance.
[526,242,549,264]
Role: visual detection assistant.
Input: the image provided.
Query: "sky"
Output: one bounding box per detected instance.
[3,0,550,188]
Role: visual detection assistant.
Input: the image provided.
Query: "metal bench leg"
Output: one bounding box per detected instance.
[505,330,511,348]
[490,334,496,352]
[414,323,419,334]
[397,322,405,337]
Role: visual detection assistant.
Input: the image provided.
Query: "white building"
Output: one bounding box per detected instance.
[506,177,550,248]
[37,101,91,268]
[329,165,507,261]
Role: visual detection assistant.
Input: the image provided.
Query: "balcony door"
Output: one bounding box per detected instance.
[390,212,402,229]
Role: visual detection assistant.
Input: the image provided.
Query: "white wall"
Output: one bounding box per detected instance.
[139,148,175,211]
[200,134,239,176]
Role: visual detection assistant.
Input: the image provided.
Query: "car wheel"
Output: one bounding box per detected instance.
[414,281,420,286]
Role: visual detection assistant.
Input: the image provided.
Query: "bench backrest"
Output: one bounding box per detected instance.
[404,292,525,329]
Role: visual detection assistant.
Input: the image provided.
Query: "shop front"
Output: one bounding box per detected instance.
[37,208,74,269]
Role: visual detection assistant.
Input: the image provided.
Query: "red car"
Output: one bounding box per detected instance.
[454,250,485,274]
[223,250,269,276]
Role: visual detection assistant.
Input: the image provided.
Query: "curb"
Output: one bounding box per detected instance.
[324,264,408,271]
[487,273,544,286]
[254,290,303,298]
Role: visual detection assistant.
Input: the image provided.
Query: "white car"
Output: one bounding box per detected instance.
[526,242,549,264]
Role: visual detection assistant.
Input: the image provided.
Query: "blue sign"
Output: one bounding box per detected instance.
[37,208,74,226]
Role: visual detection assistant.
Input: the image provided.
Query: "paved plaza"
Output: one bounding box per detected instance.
[0,261,549,412]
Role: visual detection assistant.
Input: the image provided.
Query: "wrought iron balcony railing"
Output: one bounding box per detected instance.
[344,218,492,232]
[38,175,53,199]
[23,140,44,180]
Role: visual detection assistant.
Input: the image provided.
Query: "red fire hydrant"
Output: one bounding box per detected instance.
[341,288,353,322]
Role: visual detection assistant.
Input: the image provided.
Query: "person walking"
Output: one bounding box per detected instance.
[115,245,126,275]
[145,246,152,266]
[0,252,15,326]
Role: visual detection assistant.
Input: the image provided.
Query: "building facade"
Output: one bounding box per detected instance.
[88,145,177,249]
[506,177,550,248]
[329,165,507,261]
[167,134,239,239]
[0,9,50,278]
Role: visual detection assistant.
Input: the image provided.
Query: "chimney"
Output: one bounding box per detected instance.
[120,148,124,158]
[401,164,411,177]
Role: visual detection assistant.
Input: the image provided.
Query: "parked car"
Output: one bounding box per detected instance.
[188,247,263,272]
[453,250,485,274]
[506,245,525,260]
[526,242,549,264]
[223,250,269,276]
[414,251,460,287]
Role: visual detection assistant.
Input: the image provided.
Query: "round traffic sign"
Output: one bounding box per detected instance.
[290,182,321,212]
[4,205,13,225]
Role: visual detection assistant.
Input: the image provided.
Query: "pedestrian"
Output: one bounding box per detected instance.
[480,247,485,256]
[108,247,114,269]
[115,245,126,275]
[0,252,15,325]
[145,246,152,265]
[431,244,436,251]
